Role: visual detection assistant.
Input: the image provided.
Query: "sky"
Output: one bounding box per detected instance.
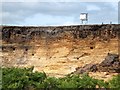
[0,0,119,26]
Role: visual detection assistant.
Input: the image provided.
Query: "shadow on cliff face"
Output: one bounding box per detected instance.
[72,53,120,74]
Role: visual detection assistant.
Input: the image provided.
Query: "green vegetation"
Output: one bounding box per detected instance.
[1,67,120,90]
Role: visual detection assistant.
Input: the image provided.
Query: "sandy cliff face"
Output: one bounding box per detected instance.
[1,24,120,79]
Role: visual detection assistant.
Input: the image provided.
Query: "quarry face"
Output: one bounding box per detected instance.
[1,24,120,80]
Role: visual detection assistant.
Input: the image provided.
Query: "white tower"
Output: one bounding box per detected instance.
[80,13,88,24]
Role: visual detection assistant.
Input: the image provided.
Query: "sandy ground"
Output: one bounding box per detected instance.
[2,37,119,81]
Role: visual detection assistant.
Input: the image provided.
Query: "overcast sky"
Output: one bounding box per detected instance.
[1,0,119,26]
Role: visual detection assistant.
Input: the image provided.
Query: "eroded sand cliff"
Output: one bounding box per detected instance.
[1,24,120,80]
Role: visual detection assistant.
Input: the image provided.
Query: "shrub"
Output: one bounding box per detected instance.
[2,67,47,89]
[108,75,120,88]
[2,67,120,89]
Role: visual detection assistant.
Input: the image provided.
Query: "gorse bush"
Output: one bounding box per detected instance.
[108,74,120,88]
[1,67,120,90]
[2,67,46,90]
